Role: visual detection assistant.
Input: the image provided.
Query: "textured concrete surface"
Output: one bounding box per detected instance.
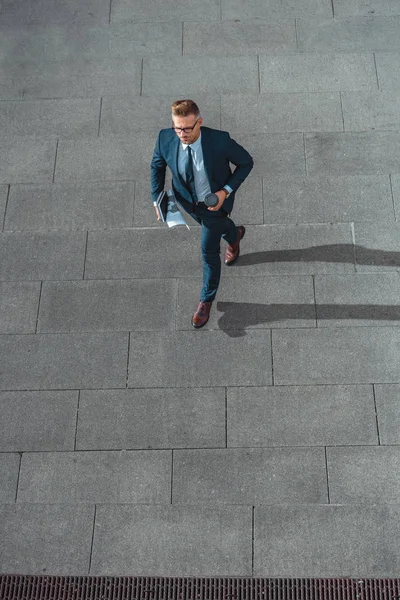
[0,0,400,579]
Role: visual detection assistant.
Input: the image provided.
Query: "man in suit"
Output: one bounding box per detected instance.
[151,99,254,328]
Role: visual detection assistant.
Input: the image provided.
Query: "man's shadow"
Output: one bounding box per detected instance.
[217,243,400,337]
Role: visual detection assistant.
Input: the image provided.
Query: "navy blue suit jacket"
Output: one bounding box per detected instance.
[150,126,253,215]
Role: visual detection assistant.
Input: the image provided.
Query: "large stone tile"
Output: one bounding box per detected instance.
[111,0,220,22]
[273,327,400,385]
[392,175,400,220]
[263,175,393,223]
[142,57,259,95]
[177,276,316,331]
[18,450,171,504]
[233,133,305,177]
[226,224,355,275]
[222,93,343,134]
[254,504,400,576]
[0,0,110,25]
[91,504,252,575]
[173,447,328,504]
[0,281,40,333]
[0,504,94,575]
[0,454,20,502]
[85,228,201,279]
[5,182,135,231]
[227,385,378,447]
[0,232,86,280]
[221,0,332,19]
[305,132,400,176]
[0,58,142,100]
[342,91,400,131]
[333,0,400,17]
[375,52,400,90]
[0,22,182,62]
[0,390,78,452]
[77,388,226,450]
[314,273,400,327]
[55,134,153,182]
[374,384,400,444]
[38,279,177,333]
[0,99,99,138]
[0,139,56,183]
[298,16,400,52]
[327,446,400,503]
[259,53,377,93]
[0,185,7,222]
[183,20,297,56]
[354,222,400,272]
[128,331,272,387]
[100,95,221,135]
[0,333,128,390]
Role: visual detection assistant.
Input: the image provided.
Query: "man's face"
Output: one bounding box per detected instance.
[172,113,203,145]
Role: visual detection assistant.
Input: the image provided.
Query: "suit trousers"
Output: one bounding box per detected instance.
[188,202,238,302]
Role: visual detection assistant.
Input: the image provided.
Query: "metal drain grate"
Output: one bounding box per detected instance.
[0,577,399,600]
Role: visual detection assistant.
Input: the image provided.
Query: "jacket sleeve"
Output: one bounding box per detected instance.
[223,134,254,193]
[150,132,167,202]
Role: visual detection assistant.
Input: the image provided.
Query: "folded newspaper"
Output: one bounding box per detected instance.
[164,190,190,229]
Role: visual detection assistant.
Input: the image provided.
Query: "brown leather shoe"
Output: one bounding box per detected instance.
[225,225,246,265]
[191,301,212,329]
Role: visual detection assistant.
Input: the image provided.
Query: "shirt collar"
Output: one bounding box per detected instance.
[181,132,202,152]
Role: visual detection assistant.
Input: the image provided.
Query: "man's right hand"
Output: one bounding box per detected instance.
[155,205,161,221]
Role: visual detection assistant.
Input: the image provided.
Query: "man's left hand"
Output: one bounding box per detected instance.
[207,189,228,211]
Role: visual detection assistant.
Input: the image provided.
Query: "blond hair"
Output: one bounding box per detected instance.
[171,99,200,118]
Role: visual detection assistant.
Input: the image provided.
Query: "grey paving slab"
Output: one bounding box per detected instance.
[375,52,400,90]
[227,223,355,275]
[38,279,177,333]
[0,99,100,138]
[177,275,316,331]
[76,388,226,450]
[0,281,40,333]
[173,447,328,505]
[0,58,141,100]
[314,273,400,327]
[272,327,400,385]
[221,93,343,134]
[227,385,378,447]
[0,139,56,184]
[297,17,400,53]
[183,20,297,56]
[85,228,201,279]
[0,453,20,503]
[142,57,259,95]
[18,450,171,504]
[55,135,154,182]
[0,332,128,390]
[263,175,394,223]
[327,446,400,503]
[0,232,86,280]
[0,185,7,223]
[231,133,305,177]
[0,0,110,25]
[342,91,400,131]
[254,504,400,577]
[305,132,400,176]
[100,96,221,136]
[333,0,400,17]
[91,504,252,575]
[221,0,332,19]
[392,175,400,220]
[128,331,272,388]
[0,504,94,575]
[5,182,135,232]
[259,53,377,93]
[111,0,220,22]
[374,384,400,444]
[0,22,182,62]
[354,222,400,272]
[0,390,78,452]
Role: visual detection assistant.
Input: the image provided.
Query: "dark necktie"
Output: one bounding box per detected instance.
[185,146,198,203]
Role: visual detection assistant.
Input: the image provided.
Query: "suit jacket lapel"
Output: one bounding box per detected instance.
[200,128,212,184]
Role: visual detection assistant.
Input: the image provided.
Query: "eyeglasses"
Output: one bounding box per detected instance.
[171,118,200,134]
